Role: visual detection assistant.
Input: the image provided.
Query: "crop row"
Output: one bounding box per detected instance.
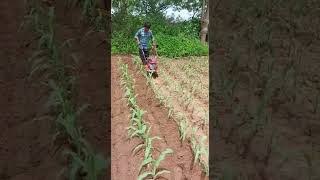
[157,69,208,128]
[117,59,173,180]
[132,56,209,175]
[159,58,209,100]
[160,57,209,86]
[23,2,106,179]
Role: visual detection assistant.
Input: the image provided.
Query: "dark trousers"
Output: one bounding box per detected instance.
[139,48,149,65]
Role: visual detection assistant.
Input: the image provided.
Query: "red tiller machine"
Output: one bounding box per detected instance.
[140,45,159,78]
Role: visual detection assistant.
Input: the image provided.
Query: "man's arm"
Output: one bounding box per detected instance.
[134,29,141,45]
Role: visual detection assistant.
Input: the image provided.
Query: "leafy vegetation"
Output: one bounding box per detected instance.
[111,0,208,57]
[22,0,107,179]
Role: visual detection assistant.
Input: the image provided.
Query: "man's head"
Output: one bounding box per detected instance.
[144,22,151,32]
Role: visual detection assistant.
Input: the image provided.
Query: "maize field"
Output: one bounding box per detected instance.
[111,55,209,180]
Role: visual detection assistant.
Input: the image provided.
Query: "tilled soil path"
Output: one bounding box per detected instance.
[111,55,208,180]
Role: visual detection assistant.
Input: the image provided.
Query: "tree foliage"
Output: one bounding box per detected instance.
[111,0,208,57]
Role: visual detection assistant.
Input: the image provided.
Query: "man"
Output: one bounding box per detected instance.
[134,22,156,65]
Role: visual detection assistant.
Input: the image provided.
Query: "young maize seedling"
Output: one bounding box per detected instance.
[128,108,144,125]
[178,117,189,142]
[124,86,134,98]
[127,116,148,139]
[63,139,107,180]
[132,127,160,156]
[80,0,98,22]
[158,95,166,106]
[127,94,138,108]
[138,148,174,180]
[189,127,207,166]
[145,72,153,86]
[185,94,193,110]
[167,104,174,119]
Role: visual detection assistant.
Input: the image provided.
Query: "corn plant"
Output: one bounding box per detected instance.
[127,114,148,139]
[157,94,166,106]
[178,115,189,142]
[65,0,98,24]
[25,4,107,180]
[27,7,56,77]
[191,135,208,165]
[127,93,138,108]
[63,140,107,180]
[21,0,44,32]
[142,135,161,162]
[145,72,154,86]
[132,128,158,156]
[184,94,194,110]
[138,148,174,180]
[165,98,174,119]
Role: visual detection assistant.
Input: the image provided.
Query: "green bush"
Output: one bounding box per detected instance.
[111,14,208,57]
[156,33,208,57]
[111,32,137,54]
[111,32,208,57]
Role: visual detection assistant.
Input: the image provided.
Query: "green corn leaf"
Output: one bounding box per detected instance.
[151,136,162,141]
[145,126,152,136]
[64,150,85,167]
[92,153,107,172]
[139,157,153,174]
[130,129,143,138]
[200,136,207,144]
[144,141,152,159]
[29,63,50,78]
[60,38,74,49]
[70,53,79,65]
[137,171,153,180]
[194,147,200,164]
[69,158,81,180]
[132,143,146,156]
[28,49,48,63]
[57,167,67,180]
[139,124,147,132]
[75,103,90,117]
[154,169,171,179]
[153,148,173,173]
[130,130,139,138]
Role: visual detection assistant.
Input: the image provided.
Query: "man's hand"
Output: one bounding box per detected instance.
[135,37,140,46]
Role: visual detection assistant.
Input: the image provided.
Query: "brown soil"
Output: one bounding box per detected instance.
[0,1,108,180]
[211,1,320,179]
[112,55,208,180]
